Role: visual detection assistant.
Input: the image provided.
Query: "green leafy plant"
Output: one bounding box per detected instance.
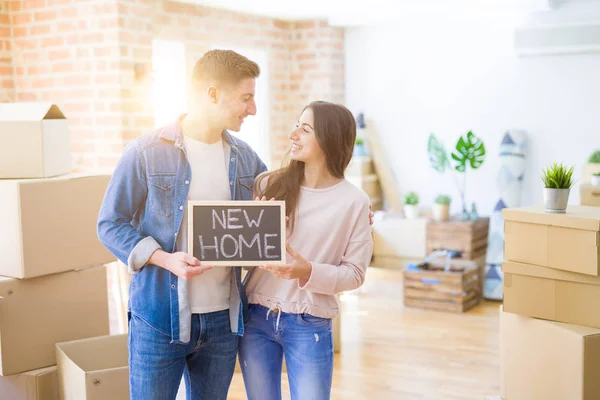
[593,172,600,177]
[451,131,486,172]
[588,151,600,163]
[427,131,486,216]
[355,137,364,146]
[434,194,451,205]
[542,162,574,189]
[404,192,419,205]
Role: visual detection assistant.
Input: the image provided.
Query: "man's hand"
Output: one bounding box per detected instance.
[260,241,311,280]
[369,203,374,225]
[149,249,213,280]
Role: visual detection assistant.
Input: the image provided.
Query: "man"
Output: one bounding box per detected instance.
[98,49,374,400]
[97,49,265,399]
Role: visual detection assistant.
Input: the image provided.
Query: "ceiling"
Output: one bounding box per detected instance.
[183,0,575,26]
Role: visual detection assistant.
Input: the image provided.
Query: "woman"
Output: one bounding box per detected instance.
[239,101,374,400]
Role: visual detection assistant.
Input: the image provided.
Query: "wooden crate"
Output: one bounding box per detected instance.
[403,258,482,313]
[426,217,489,260]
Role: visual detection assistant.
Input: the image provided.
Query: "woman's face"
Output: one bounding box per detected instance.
[288,108,324,164]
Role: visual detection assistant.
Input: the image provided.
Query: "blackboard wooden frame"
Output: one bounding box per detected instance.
[187,200,286,266]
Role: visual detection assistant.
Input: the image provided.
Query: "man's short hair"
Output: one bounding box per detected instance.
[192,49,260,87]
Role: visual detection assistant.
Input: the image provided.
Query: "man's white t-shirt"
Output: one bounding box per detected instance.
[176,136,232,314]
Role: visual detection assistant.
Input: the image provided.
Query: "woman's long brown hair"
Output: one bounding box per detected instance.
[255,101,357,233]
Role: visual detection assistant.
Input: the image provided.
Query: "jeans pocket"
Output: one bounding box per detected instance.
[297,313,331,328]
[148,174,176,218]
[130,313,172,342]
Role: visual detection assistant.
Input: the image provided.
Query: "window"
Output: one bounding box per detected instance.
[152,40,187,128]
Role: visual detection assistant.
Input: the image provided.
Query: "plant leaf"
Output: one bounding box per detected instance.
[451,131,486,173]
[427,133,448,173]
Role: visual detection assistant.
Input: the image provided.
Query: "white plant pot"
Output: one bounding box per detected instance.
[404,204,419,219]
[432,203,450,221]
[592,175,600,186]
[543,188,570,213]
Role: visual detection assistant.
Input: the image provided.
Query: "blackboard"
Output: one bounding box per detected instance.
[187,200,286,266]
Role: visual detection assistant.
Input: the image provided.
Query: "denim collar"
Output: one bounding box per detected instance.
[159,114,240,150]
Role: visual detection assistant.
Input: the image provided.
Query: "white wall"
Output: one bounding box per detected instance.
[345,13,600,215]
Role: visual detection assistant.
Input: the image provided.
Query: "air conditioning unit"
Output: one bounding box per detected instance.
[514,0,600,56]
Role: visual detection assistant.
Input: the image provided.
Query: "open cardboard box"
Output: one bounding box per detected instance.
[503,206,600,276]
[0,266,109,376]
[500,306,600,400]
[0,103,71,179]
[56,334,128,400]
[0,174,114,278]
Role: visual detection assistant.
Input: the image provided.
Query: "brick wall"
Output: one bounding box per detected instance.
[0,1,13,101]
[0,0,345,172]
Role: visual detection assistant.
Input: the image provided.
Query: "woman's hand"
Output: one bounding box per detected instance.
[255,196,290,223]
[260,241,311,280]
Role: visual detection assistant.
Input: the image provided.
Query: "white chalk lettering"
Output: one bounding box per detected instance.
[227,209,243,229]
[243,209,264,228]
[220,234,239,258]
[212,209,226,230]
[199,235,219,259]
[264,233,279,259]
[239,233,261,258]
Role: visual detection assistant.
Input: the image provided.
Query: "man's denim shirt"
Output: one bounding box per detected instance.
[97,118,267,344]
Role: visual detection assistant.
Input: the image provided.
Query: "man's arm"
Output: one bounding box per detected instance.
[97,141,213,279]
[97,141,160,273]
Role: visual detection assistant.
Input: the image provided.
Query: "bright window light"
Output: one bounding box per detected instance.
[152,40,187,128]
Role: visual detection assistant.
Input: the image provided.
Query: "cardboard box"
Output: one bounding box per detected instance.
[56,334,128,400]
[503,206,600,276]
[372,213,427,260]
[0,103,71,179]
[0,266,109,376]
[0,174,114,279]
[503,261,600,328]
[345,156,374,176]
[580,184,600,207]
[0,366,58,400]
[500,306,600,400]
[583,163,600,184]
[347,174,382,199]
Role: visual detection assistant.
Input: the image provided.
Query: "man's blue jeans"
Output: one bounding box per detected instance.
[128,310,237,400]
[238,304,334,400]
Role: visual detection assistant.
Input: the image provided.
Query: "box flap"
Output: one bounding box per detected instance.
[0,103,65,121]
[502,206,600,231]
[504,261,600,287]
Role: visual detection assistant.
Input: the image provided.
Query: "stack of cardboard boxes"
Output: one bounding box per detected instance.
[500,205,600,400]
[0,103,116,400]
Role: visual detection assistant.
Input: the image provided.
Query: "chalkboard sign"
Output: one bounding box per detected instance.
[188,200,286,266]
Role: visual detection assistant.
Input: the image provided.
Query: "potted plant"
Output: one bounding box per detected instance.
[433,194,451,221]
[353,137,367,157]
[404,192,419,219]
[584,150,600,183]
[427,131,486,220]
[592,172,600,186]
[542,162,574,213]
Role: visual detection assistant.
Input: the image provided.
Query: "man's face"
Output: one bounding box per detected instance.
[217,77,257,132]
